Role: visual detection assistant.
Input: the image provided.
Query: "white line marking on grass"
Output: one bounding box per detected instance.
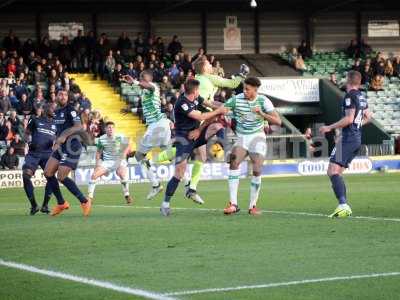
[96,205,400,223]
[163,272,400,296]
[0,259,177,300]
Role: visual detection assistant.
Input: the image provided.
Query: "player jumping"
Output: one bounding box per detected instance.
[160,79,229,216]
[44,90,92,217]
[87,121,132,204]
[23,104,60,215]
[125,70,172,200]
[319,70,372,218]
[223,77,281,216]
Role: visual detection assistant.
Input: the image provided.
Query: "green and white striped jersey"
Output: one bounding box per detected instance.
[224,93,275,135]
[141,82,166,125]
[96,134,129,161]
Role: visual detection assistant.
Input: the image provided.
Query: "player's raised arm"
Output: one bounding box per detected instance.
[187,105,228,122]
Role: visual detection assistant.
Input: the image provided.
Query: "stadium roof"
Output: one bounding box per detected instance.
[3,0,400,12]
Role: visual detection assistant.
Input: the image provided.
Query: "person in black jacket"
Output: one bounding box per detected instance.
[1,146,19,169]
[167,35,182,57]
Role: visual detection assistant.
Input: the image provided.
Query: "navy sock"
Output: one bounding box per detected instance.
[164,176,180,203]
[329,174,347,204]
[23,174,37,208]
[61,177,87,203]
[42,181,52,207]
[46,176,65,205]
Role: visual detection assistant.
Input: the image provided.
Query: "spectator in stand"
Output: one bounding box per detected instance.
[114,49,124,65]
[136,61,145,75]
[7,58,16,75]
[47,69,59,86]
[359,38,372,57]
[134,32,145,57]
[72,29,88,72]
[0,147,19,169]
[58,36,72,68]
[384,59,394,78]
[208,54,216,66]
[10,133,26,156]
[370,74,384,91]
[86,30,97,73]
[159,75,173,98]
[393,56,400,77]
[0,120,15,144]
[77,92,92,112]
[288,48,298,66]
[172,70,186,89]
[112,63,124,87]
[168,62,180,80]
[361,63,373,85]
[346,39,358,57]
[297,40,312,59]
[167,35,182,57]
[212,60,225,77]
[12,78,28,100]
[94,33,110,79]
[351,58,362,73]
[154,61,166,82]
[154,37,165,59]
[374,60,385,76]
[88,110,104,138]
[22,38,36,58]
[3,30,20,53]
[17,93,33,116]
[32,89,46,113]
[124,62,138,80]
[0,89,11,114]
[180,53,193,74]
[15,56,27,76]
[33,64,46,84]
[371,52,384,70]
[8,109,20,134]
[117,32,132,58]
[294,54,307,72]
[192,47,205,63]
[0,112,5,129]
[8,90,18,109]
[105,49,116,82]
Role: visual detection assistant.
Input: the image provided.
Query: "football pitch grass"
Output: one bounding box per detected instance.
[1,173,400,300]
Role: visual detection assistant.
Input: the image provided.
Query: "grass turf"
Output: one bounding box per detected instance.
[0,173,400,299]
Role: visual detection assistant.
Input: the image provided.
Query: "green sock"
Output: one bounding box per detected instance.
[155,147,176,163]
[189,160,203,190]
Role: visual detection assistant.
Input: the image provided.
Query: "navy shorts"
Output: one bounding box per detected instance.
[175,128,208,165]
[51,139,82,170]
[330,139,361,168]
[23,151,52,173]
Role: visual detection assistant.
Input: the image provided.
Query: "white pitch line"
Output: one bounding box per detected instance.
[95,205,400,223]
[0,259,177,300]
[163,272,400,296]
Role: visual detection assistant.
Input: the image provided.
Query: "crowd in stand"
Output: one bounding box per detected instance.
[0,29,232,168]
[0,29,97,169]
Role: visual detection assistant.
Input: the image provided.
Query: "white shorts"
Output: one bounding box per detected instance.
[99,159,128,174]
[234,131,267,157]
[138,118,171,154]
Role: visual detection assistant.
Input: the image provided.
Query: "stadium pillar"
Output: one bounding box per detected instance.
[254,8,260,54]
[145,12,152,37]
[201,11,207,52]
[304,14,314,49]
[92,13,98,39]
[35,12,41,43]
[356,11,362,45]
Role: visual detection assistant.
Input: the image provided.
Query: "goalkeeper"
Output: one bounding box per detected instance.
[156,58,249,204]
